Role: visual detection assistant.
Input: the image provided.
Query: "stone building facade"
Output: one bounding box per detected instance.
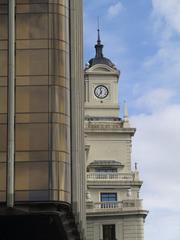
[84,31,148,240]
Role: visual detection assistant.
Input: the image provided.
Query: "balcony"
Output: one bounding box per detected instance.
[94,201,122,209]
[87,172,138,181]
[86,199,143,213]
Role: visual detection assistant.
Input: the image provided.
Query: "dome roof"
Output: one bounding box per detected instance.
[89,56,115,68]
[87,29,117,69]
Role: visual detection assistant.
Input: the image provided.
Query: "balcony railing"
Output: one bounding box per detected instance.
[94,201,122,209]
[87,172,135,181]
[86,199,143,212]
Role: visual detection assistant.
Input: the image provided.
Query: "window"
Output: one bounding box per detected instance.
[103,224,116,240]
[101,193,117,202]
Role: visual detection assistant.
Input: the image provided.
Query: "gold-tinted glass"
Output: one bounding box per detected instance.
[0,1,8,201]
[15,162,49,189]
[0,125,7,152]
[16,49,49,76]
[0,1,71,202]
[16,86,49,113]
[0,87,7,113]
[0,15,7,39]
[16,14,48,39]
[0,163,6,201]
[16,151,49,162]
[16,124,49,151]
[0,51,7,76]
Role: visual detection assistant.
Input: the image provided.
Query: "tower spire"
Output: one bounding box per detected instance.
[95,18,103,58]
[88,21,116,69]
[97,17,101,44]
[97,28,101,44]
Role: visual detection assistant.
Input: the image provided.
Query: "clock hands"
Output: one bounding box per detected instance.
[99,87,103,96]
[94,85,108,99]
[96,87,103,97]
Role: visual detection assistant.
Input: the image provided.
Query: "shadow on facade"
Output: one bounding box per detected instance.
[0,202,80,240]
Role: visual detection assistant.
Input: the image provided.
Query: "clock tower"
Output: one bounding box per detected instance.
[85,29,120,118]
[84,30,148,240]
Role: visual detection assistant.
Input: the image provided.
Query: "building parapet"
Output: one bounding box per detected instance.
[87,171,140,182]
[86,199,144,213]
[84,120,136,134]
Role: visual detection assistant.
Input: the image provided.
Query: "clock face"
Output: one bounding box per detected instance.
[94,85,109,99]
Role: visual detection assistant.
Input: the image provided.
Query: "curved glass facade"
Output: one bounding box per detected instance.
[0,0,71,202]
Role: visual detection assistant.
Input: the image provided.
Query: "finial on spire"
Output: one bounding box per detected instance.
[97,29,101,44]
[135,162,138,171]
[95,17,103,58]
[97,17,101,44]
[124,100,129,121]
[123,100,130,127]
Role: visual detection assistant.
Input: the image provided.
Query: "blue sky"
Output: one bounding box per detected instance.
[84,1,180,240]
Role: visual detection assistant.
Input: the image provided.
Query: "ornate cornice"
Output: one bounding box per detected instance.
[84,120,136,135]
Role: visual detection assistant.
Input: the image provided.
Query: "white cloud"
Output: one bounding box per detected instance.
[130,3,180,236]
[108,2,124,18]
[131,103,180,239]
[152,0,180,35]
[142,42,180,93]
[138,1,180,96]
[136,88,175,112]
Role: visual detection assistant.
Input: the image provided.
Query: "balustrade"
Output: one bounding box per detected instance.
[87,199,143,211]
[95,201,122,209]
[87,172,133,181]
